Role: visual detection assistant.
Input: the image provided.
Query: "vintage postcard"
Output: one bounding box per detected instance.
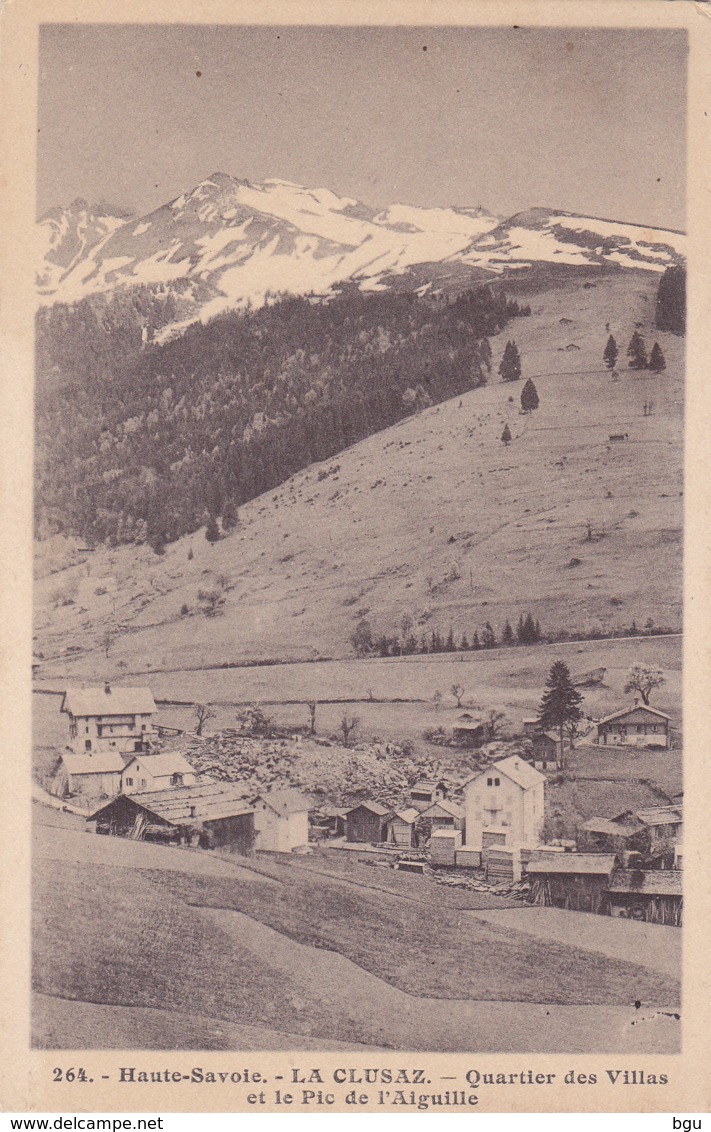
[1,0,709,1115]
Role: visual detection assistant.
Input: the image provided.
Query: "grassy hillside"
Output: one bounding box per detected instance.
[34,270,682,671]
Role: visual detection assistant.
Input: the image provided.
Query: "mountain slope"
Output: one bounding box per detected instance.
[37,176,685,326]
[34,271,683,673]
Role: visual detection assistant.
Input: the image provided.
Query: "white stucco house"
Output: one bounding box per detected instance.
[251,788,311,853]
[120,751,197,794]
[463,755,545,851]
[61,683,157,756]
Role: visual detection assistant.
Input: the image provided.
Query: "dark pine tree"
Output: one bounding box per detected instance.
[482,621,496,649]
[516,614,525,644]
[626,331,648,370]
[520,378,539,413]
[205,515,221,543]
[537,660,584,769]
[501,423,512,446]
[648,342,666,372]
[221,499,239,530]
[471,630,481,651]
[655,266,686,335]
[502,621,514,646]
[460,633,470,651]
[498,340,522,382]
[445,627,456,652]
[603,334,619,370]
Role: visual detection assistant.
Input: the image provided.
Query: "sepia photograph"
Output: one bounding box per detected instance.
[28,19,687,1063]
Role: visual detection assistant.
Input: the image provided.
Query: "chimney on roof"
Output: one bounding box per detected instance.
[189,805,196,818]
[633,695,640,707]
[104,681,111,695]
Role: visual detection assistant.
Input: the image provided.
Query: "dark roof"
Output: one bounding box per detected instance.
[62,685,157,717]
[527,852,618,876]
[419,800,463,820]
[89,781,253,824]
[608,869,683,897]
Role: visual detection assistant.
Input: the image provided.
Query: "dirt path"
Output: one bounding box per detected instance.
[196,905,679,1053]
[469,907,680,979]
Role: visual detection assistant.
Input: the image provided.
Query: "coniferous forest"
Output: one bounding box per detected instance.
[35,284,522,550]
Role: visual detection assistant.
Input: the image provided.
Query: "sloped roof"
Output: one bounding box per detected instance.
[89,781,253,824]
[634,806,683,827]
[388,807,420,825]
[254,788,312,816]
[62,752,126,776]
[419,800,463,820]
[597,704,671,726]
[410,779,445,792]
[527,852,618,875]
[579,817,642,838]
[345,800,391,817]
[464,755,545,791]
[61,685,157,718]
[608,869,682,897]
[122,752,195,777]
[534,731,560,745]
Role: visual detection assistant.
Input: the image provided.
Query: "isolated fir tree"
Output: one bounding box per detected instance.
[498,340,522,382]
[520,378,539,413]
[648,342,666,372]
[482,621,496,649]
[603,334,619,370]
[537,660,584,769]
[626,330,648,370]
[501,423,512,446]
[205,515,221,543]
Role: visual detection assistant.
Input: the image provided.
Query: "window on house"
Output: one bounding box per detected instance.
[494,778,500,786]
[85,725,89,733]
[171,773,183,787]
[140,779,147,788]
[125,777,133,787]
[487,778,493,786]
[142,724,146,731]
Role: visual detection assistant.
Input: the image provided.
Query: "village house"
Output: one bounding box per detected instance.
[60,751,125,800]
[526,852,618,914]
[89,782,255,854]
[344,801,391,844]
[463,756,545,851]
[577,816,647,856]
[409,779,448,807]
[529,731,561,768]
[596,703,671,749]
[607,869,683,926]
[522,717,540,736]
[385,807,421,848]
[61,683,157,756]
[251,788,311,853]
[120,751,197,794]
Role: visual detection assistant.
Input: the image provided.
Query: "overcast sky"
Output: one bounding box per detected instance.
[38,25,687,230]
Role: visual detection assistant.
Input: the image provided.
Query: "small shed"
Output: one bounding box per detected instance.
[344,801,392,844]
[417,799,464,835]
[89,782,255,855]
[526,852,618,913]
[530,731,560,766]
[252,788,311,853]
[385,807,421,848]
[607,869,682,926]
[452,716,487,748]
[522,717,540,736]
[409,779,447,806]
[578,816,646,855]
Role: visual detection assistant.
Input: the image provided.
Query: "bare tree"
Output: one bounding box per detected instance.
[340,715,360,747]
[101,627,115,658]
[564,717,585,748]
[306,700,317,734]
[451,684,465,708]
[193,703,216,736]
[624,663,665,706]
[485,709,507,739]
[433,690,443,710]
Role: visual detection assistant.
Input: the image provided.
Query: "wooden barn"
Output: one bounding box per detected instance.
[344,801,391,844]
[417,799,464,839]
[451,715,487,748]
[577,816,647,855]
[89,782,255,855]
[409,779,448,807]
[385,807,420,848]
[607,869,682,926]
[526,852,618,913]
